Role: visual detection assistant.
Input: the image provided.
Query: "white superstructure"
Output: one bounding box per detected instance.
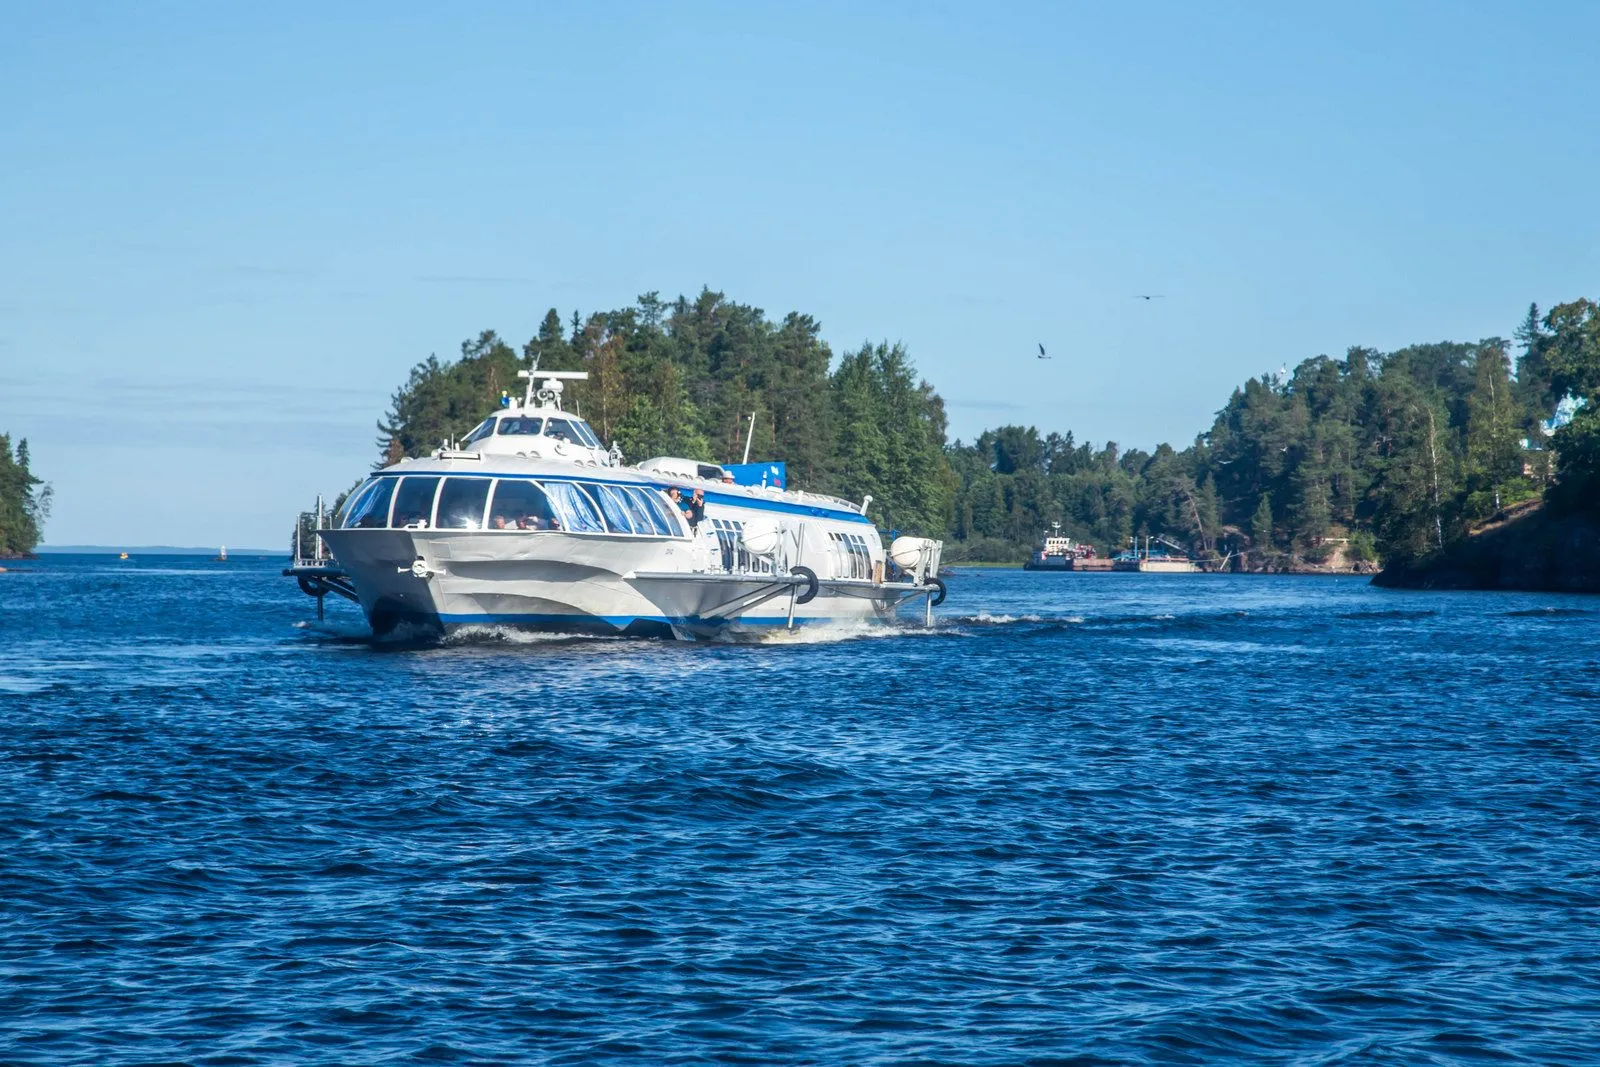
[295,367,945,638]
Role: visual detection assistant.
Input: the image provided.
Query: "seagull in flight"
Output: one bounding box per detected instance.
[1133,294,1164,301]
[1037,343,1051,359]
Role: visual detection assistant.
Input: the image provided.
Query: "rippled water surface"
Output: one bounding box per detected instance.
[4,555,1600,1064]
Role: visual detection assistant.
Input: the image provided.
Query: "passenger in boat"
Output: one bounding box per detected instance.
[518,513,560,531]
[491,515,511,530]
[685,488,705,530]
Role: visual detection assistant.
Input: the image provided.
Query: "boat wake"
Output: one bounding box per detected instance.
[739,619,959,646]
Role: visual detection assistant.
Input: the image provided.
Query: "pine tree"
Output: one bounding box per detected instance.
[1542,299,1600,509]
[1513,302,1554,425]
[1463,342,1525,516]
[0,434,47,555]
[831,346,889,517]
[1250,492,1275,557]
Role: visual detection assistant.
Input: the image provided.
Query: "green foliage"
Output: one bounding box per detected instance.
[1250,492,1276,552]
[1462,342,1527,518]
[1347,530,1378,562]
[0,434,50,555]
[1541,299,1600,513]
[377,331,522,459]
[376,290,1595,561]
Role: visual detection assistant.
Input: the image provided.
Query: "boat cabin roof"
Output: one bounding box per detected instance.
[635,456,730,483]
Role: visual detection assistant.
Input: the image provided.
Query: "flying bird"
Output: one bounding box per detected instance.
[1037,343,1051,359]
[1133,294,1164,301]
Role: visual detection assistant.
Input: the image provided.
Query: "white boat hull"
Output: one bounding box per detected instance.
[320,528,926,639]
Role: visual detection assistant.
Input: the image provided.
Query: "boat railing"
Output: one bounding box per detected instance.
[291,496,336,569]
[786,489,862,513]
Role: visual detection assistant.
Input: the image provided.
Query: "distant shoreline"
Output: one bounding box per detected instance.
[36,545,285,556]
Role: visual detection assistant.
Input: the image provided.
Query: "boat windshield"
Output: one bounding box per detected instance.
[496,417,544,436]
[543,418,582,444]
[462,419,496,446]
[340,478,395,529]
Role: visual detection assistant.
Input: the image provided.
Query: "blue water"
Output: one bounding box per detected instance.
[3,556,1599,1065]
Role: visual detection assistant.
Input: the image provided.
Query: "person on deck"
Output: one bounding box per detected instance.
[685,488,706,530]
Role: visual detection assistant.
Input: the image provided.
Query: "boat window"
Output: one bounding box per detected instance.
[707,517,772,572]
[462,419,496,446]
[390,476,441,528]
[544,418,583,444]
[709,518,739,571]
[496,417,543,436]
[487,479,560,531]
[614,486,660,535]
[539,481,605,533]
[828,531,872,579]
[697,464,725,481]
[584,483,637,533]
[630,487,685,537]
[335,480,374,527]
[569,420,603,448]
[435,478,491,529]
[341,479,395,529]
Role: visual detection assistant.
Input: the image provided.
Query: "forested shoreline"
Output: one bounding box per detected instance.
[380,289,1600,570]
[0,433,50,558]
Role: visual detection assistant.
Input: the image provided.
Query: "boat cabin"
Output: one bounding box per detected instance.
[455,370,612,465]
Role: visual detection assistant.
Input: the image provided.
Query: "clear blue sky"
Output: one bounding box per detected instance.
[3,1,1596,547]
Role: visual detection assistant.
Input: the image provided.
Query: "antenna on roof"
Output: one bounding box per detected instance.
[517,367,589,409]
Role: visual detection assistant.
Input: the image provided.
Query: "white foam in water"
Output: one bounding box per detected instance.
[747,619,952,645]
[971,612,1018,624]
[955,612,1076,625]
[292,619,375,641]
[754,620,901,644]
[445,624,620,646]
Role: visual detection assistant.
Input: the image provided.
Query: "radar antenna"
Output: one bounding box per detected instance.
[517,367,590,410]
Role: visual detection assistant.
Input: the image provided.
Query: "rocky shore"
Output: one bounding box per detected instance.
[1373,501,1600,593]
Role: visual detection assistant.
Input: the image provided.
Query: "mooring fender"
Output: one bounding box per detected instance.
[926,576,947,607]
[791,565,819,604]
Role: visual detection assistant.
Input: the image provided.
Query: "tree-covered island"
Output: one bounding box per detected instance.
[379,289,1599,587]
[0,434,50,558]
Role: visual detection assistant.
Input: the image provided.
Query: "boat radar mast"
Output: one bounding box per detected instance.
[517,365,589,412]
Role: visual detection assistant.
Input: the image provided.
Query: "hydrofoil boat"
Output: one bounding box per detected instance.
[286,366,946,638]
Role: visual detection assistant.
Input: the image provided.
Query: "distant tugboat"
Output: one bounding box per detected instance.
[1111,535,1197,573]
[1023,523,1103,571]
